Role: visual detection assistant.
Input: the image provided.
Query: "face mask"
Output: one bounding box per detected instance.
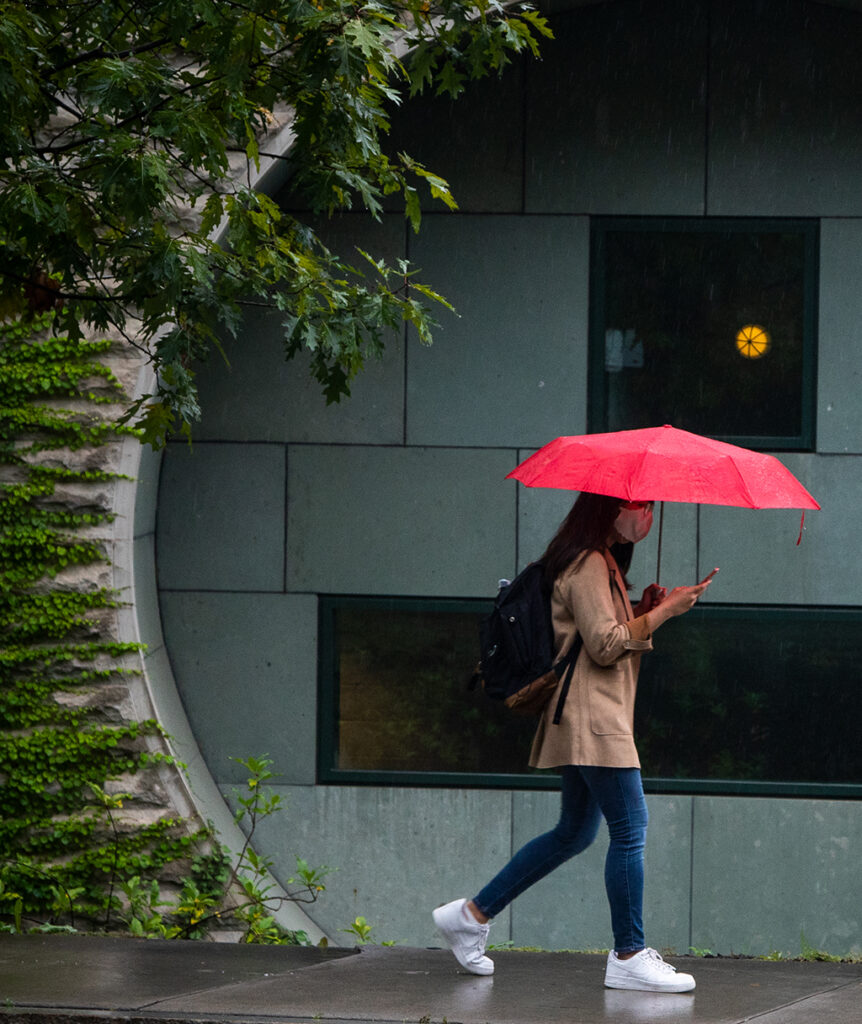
[614,502,654,544]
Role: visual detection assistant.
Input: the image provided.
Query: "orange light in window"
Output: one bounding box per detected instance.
[736,324,771,359]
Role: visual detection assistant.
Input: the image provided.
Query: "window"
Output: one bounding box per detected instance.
[319,597,862,797]
[318,596,539,787]
[589,218,818,450]
[635,604,862,796]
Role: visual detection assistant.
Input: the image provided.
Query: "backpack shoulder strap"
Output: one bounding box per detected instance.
[551,636,581,725]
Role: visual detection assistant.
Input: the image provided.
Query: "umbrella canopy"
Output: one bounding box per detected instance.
[507,424,820,511]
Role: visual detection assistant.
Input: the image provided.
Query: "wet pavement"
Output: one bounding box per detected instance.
[1,934,862,1024]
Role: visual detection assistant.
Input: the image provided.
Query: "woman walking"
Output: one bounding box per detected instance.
[433,492,716,992]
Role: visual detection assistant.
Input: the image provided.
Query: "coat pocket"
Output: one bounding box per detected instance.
[587,669,634,736]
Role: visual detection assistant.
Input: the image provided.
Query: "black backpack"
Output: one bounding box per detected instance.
[472,561,581,722]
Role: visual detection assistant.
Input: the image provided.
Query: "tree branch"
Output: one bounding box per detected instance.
[48,26,200,75]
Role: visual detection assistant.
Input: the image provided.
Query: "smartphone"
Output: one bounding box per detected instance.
[699,568,720,585]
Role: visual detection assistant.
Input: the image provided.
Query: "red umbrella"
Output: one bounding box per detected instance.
[508,425,820,509]
[507,424,820,580]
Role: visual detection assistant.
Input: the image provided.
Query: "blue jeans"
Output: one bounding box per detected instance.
[472,766,648,953]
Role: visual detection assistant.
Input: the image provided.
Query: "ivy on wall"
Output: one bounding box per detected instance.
[0,312,209,929]
[0,314,331,942]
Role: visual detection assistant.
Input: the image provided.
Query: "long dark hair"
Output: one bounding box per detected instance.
[541,492,633,587]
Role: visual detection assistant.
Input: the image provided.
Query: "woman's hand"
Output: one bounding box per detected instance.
[636,583,667,613]
[660,583,708,617]
[645,569,718,629]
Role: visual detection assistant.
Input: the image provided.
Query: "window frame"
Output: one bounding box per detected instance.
[587,216,819,451]
[318,595,862,799]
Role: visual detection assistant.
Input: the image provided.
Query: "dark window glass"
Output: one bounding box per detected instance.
[590,219,817,449]
[635,605,862,787]
[320,598,862,796]
[318,598,534,779]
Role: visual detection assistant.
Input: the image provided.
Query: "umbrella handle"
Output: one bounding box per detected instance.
[655,501,664,586]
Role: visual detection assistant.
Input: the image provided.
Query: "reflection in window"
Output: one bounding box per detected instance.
[591,219,817,449]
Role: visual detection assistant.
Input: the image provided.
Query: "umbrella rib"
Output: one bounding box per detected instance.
[724,455,759,508]
[630,447,651,500]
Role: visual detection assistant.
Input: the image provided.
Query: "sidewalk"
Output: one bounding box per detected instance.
[2,934,861,1024]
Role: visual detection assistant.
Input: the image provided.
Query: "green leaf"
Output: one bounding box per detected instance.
[436,60,467,97]
[410,281,457,313]
[404,186,422,232]
[343,18,384,60]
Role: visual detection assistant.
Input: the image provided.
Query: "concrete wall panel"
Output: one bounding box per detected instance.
[516,481,579,571]
[708,0,862,216]
[698,453,860,605]
[525,1,707,215]
[387,66,525,214]
[818,218,862,454]
[158,443,285,591]
[161,592,317,786]
[286,445,517,595]
[223,784,514,946]
[406,216,590,449]
[692,796,862,956]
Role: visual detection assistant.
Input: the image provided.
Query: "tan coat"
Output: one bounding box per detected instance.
[529,548,653,769]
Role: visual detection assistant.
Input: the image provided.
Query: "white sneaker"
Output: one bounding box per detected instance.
[432,898,494,975]
[604,948,696,992]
